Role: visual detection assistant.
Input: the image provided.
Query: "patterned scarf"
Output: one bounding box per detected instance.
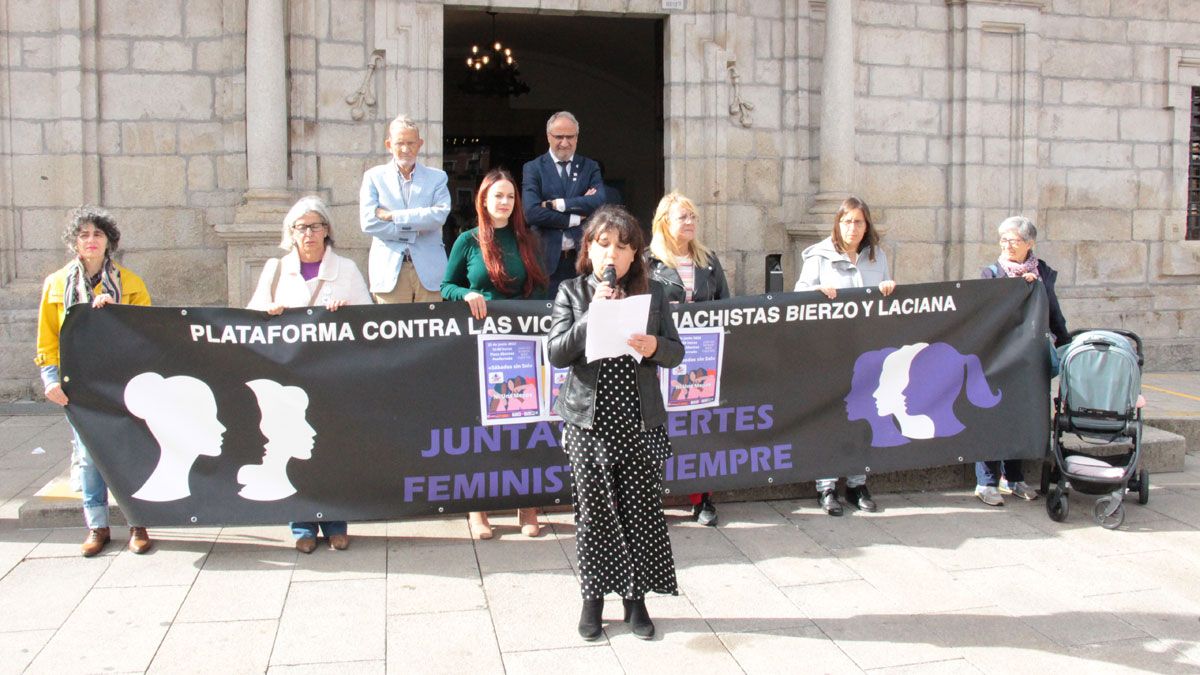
[62,256,122,308]
[997,252,1039,279]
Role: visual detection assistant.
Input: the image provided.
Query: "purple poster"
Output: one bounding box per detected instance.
[478,336,544,425]
[545,361,569,421]
[662,329,724,411]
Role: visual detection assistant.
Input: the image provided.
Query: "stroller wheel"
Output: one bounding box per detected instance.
[1047,490,1069,523]
[1094,499,1125,530]
[1138,469,1150,505]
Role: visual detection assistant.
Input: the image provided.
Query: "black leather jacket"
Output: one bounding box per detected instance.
[647,252,730,303]
[547,275,684,430]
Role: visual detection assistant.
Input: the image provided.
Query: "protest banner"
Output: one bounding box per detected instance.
[60,279,1049,525]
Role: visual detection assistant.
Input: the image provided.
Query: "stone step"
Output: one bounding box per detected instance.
[1144,416,1200,460]
[1058,423,1185,472]
[18,424,1186,529]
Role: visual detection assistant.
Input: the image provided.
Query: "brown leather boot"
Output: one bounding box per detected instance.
[128,527,152,554]
[328,534,350,550]
[81,527,110,557]
[295,537,317,554]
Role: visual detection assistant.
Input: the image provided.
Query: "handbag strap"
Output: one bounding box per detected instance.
[308,279,327,306]
[269,259,283,302]
[270,258,326,307]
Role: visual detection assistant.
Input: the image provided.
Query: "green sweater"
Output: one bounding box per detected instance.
[441,226,544,300]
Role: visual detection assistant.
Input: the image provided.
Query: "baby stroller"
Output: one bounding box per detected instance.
[1041,329,1148,529]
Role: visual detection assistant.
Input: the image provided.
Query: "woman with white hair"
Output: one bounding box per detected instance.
[247,195,371,552]
[975,215,1068,507]
[248,195,371,317]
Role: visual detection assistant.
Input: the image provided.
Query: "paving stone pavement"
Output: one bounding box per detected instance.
[0,374,1198,673]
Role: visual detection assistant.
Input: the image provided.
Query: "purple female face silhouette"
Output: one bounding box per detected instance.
[846,343,1002,447]
[901,343,1002,436]
[845,347,897,421]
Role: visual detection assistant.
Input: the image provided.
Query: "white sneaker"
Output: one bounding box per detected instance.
[975,485,1004,507]
[1000,481,1038,501]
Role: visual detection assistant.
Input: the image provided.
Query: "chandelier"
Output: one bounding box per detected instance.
[461,12,530,97]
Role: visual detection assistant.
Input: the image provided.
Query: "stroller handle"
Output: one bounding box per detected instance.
[1065,328,1144,366]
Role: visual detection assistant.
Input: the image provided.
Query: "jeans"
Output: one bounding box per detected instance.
[975,460,1025,487]
[71,421,109,529]
[291,521,348,540]
[817,475,866,493]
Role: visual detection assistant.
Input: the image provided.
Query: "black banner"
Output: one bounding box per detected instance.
[61,279,1049,526]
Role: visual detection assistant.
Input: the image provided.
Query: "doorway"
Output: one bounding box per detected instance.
[442,9,664,243]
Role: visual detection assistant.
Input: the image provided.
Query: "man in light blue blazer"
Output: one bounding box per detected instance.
[359,115,451,304]
[522,111,605,295]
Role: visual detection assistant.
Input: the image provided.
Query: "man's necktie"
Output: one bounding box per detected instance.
[558,161,570,183]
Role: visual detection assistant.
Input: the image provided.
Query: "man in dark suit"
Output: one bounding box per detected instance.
[522,111,605,294]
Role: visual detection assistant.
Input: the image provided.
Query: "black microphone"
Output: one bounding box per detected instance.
[603,264,616,287]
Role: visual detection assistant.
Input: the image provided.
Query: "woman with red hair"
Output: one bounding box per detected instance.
[442,168,548,540]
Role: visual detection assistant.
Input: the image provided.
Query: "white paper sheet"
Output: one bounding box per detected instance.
[585,294,652,363]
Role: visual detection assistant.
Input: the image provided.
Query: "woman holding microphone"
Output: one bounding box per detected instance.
[548,205,684,641]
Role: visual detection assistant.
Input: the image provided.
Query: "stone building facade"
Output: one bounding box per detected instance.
[1,0,1198,398]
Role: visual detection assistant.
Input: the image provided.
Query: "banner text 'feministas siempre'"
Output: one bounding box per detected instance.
[60,279,1048,526]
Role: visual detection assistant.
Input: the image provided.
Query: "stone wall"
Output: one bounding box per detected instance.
[2,0,1199,399]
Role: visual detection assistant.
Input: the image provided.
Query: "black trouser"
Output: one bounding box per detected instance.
[548,249,578,297]
[571,456,676,601]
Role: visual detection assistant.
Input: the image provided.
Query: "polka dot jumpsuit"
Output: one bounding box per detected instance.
[562,354,678,601]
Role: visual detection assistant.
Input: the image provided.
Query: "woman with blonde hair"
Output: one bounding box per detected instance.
[647,191,729,526]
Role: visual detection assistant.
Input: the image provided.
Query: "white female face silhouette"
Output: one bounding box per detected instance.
[874,344,925,417]
[874,343,936,440]
[126,373,225,457]
[248,379,315,460]
[237,379,315,502]
[146,403,225,459]
[126,372,225,502]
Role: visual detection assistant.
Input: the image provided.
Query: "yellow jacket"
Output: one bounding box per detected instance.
[35,261,151,369]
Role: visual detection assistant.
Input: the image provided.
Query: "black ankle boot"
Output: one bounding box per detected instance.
[847,485,877,512]
[819,489,843,516]
[622,598,655,640]
[578,598,604,641]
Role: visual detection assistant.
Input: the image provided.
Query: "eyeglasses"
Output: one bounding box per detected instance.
[292,222,327,234]
[999,237,1026,246]
[839,219,866,229]
[550,134,577,142]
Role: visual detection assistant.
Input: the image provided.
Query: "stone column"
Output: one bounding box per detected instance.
[786,0,858,273]
[214,0,293,306]
[245,0,289,200]
[811,0,855,215]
